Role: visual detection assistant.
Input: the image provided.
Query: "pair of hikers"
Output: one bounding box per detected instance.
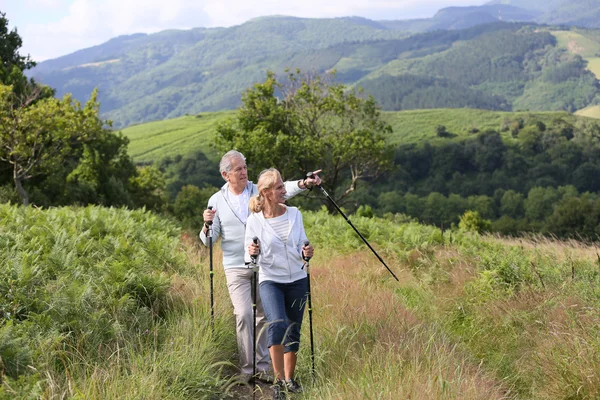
[199,150,319,398]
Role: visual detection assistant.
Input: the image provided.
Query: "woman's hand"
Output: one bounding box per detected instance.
[248,241,260,257]
[302,243,314,259]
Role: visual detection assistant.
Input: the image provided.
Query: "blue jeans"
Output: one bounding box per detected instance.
[259,278,308,353]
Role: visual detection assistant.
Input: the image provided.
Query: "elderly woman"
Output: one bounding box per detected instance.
[245,168,314,399]
[200,150,320,383]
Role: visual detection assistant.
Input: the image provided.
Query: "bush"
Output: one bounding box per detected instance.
[173,185,217,230]
[458,210,491,233]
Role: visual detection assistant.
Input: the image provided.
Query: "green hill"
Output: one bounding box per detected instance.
[122,108,584,163]
[32,18,600,128]
[124,111,233,162]
[31,16,410,128]
[357,25,600,113]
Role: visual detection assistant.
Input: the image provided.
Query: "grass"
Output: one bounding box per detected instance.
[3,205,600,398]
[381,109,577,145]
[575,105,600,119]
[552,30,600,80]
[551,30,600,58]
[121,111,234,163]
[122,108,581,163]
[586,57,600,79]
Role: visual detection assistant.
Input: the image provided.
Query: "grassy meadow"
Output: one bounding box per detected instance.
[122,111,234,163]
[2,204,600,399]
[552,30,600,59]
[122,108,581,163]
[552,30,600,80]
[575,104,600,119]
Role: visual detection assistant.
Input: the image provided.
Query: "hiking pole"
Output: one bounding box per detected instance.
[207,206,215,332]
[250,236,260,399]
[303,240,316,381]
[306,172,399,282]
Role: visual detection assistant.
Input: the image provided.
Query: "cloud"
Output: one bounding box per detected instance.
[19,0,212,60]
[14,0,485,61]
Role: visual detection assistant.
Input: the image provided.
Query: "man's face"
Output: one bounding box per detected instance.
[223,157,248,189]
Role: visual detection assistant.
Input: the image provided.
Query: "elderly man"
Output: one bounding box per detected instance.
[199,150,321,382]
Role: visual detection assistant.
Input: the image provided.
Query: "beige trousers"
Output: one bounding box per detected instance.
[224,268,270,375]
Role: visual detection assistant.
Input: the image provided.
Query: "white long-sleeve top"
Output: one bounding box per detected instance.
[199,180,304,269]
[244,206,308,284]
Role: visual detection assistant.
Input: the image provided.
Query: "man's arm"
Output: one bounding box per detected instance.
[284,169,322,200]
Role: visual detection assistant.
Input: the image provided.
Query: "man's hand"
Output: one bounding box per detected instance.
[203,208,216,228]
[303,169,322,189]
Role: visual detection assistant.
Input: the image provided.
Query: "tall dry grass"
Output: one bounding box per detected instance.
[297,252,511,399]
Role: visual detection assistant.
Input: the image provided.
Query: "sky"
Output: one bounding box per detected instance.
[1,0,489,62]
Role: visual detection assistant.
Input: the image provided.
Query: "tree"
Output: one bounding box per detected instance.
[128,165,166,211]
[544,195,600,239]
[524,186,559,222]
[500,190,525,219]
[458,210,491,233]
[173,185,218,229]
[0,86,106,205]
[0,12,34,72]
[0,12,52,99]
[215,69,393,210]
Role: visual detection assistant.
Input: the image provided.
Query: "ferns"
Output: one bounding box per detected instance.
[0,204,186,388]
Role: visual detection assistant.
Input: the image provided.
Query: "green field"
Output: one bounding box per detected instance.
[122,111,234,162]
[123,108,580,163]
[552,30,600,79]
[381,108,577,145]
[575,104,600,119]
[587,57,600,79]
[552,30,600,58]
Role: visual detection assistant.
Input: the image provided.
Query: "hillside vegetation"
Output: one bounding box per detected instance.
[2,204,599,399]
[123,105,600,239]
[124,111,234,162]
[31,20,600,128]
[122,108,584,161]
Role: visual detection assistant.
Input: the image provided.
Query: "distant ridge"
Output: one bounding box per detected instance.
[29,1,600,128]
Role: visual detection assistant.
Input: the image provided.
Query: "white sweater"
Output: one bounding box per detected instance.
[199,180,304,269]
[245,206,308,284]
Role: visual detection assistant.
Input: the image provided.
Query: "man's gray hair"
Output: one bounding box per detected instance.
[219,150,246,175]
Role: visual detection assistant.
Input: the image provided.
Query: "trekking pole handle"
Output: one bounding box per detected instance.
[206,206,213,226]
[303,240,312,262]
[250,236,259,264]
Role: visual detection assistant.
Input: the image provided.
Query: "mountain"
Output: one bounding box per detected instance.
[485,0,565,12]
[486,0,600,28]
[377,4,539,32]
[31,16,411,127]
[30,10,600,128]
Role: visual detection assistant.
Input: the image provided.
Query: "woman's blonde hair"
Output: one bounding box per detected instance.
[249,168,282,213]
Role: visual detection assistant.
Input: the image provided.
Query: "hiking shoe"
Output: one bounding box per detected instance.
[272,381,286,400]
[285,378,303,393]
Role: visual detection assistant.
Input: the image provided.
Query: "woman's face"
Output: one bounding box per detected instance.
[264,178,286,205]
